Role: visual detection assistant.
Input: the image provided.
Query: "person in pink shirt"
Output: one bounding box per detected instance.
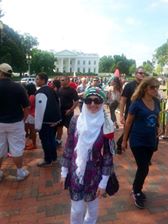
[25,83,37,149]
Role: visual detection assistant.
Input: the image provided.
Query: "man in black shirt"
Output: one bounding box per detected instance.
[0,63,30,181]
[117,66,145,153]
[56,76,79,144]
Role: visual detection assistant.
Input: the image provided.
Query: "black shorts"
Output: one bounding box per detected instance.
[59,111,74,128]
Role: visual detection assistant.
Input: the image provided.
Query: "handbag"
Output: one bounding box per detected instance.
[106,172,119,196]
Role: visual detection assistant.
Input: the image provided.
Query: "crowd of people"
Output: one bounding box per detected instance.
[0,62,167,223]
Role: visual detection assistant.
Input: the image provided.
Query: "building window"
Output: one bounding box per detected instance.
[70,68,72,73]
[83,60,85,65]
[94,60,96,65]
[78,60,80,65]
[94,68,96,73]
[88,68,91,73]
[83,68,85,73]
[88,60,91,65]
[78,67,80,72]
[70,60,72,65]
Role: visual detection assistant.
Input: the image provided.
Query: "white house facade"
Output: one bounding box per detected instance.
[54,50,99,74]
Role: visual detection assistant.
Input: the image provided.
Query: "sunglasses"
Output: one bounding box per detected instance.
[60,79,65,81]
[137,72,144,75]
[149,85,159,89]
[84,97,103,105]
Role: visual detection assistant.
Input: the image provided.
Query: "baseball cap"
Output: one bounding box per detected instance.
[0,63,13,75]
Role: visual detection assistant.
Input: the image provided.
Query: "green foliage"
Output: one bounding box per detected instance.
[21,33,38,54]
[99,54,136,75]
[0,22,39,75]
[31,49,55,75]
[154,40,168,66]
[142,60,154,75]
[129,63,136,75]
[154,64,163,76]
[0,20,56,76]
[99,56,114,73]
[0,24,27,72]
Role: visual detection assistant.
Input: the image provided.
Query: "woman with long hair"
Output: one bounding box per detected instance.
[107,77,122,128]
[122,77,161,209]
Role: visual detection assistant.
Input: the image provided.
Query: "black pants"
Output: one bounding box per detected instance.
[39,124,57,163]
[61,111,74,128]
[131,146,154,193]
[116,114,127,150]
[78,101,83,112]
[109,100,119,122]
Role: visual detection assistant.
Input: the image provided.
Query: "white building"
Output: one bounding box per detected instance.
[54,50,99,74]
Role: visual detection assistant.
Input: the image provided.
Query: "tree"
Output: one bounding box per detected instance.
[113,54,136,75]
[154,64,163,76]
[142,60,154,75]
[129,63,136,75]
[21,33,38,54]
[0,24,27,73]
[99,54,136,75]
[154,40,168,66]
[99,56,114,72]
[0,22,39,75]
[31,49,55,75]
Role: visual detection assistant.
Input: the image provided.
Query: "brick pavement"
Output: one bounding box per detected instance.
[0,127,168,224]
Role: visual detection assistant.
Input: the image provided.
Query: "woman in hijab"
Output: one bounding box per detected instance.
[60,87,115,224]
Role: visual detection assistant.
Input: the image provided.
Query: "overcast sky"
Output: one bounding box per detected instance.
[1,0,168,65]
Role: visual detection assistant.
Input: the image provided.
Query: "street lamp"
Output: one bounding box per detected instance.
[26,54,32,77]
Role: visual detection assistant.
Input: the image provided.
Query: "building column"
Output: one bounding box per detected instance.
[96,66,98,74]
[74,59,77,73]
[60,58,63,73]
[96,59,99,73]
[67,58,70,72]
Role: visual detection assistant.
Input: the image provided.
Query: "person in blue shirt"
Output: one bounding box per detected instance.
[122,77,161,209]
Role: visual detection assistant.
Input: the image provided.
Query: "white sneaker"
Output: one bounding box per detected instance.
[16,169,30,181]
[0,170,4,182]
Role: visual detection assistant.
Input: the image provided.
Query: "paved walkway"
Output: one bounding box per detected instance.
[0,127,168,224]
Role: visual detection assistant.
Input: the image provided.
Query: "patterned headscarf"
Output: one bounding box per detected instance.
[75,87,114,185]
[84,87,106,101]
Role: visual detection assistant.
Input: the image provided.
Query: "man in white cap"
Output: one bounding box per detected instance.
[0,63,30,181]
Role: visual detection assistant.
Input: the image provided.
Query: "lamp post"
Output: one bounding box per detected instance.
[26,54,32,77]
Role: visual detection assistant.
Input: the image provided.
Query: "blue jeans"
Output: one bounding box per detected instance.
[39,124,57,163]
